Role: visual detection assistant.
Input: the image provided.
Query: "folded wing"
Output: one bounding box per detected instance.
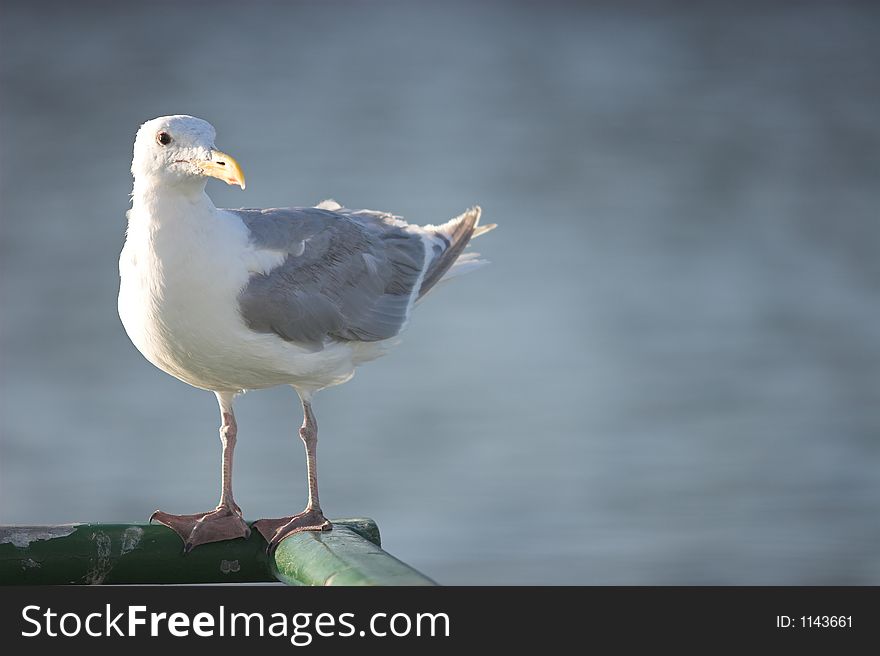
[233,204,491,351]
[233,207,426,350]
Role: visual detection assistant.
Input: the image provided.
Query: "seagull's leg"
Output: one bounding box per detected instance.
[254,393,332,549]
[151,391,251,551]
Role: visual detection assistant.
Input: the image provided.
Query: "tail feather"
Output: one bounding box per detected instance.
[473,223,497,238]
[417,206,493,300]
[438,251,487,282]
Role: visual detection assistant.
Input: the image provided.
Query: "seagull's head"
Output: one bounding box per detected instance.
[131,115,246,191]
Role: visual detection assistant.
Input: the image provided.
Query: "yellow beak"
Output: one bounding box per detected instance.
[196,150,246,189]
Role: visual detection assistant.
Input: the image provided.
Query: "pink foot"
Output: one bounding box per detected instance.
[253,509,332,551]
[150,506,251,552]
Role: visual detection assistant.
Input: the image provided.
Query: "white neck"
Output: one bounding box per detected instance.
[131,176,215,226]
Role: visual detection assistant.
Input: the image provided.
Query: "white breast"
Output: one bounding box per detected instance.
[119,201,282,390]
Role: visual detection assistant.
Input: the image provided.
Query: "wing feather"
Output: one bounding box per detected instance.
[232,207,427,349]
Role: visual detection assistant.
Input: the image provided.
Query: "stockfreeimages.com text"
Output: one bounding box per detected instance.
[21,605,450,646]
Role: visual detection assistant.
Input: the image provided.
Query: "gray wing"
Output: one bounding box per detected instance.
[232,207,427,350]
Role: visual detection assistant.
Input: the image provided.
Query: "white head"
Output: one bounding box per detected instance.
[131,115,245,192]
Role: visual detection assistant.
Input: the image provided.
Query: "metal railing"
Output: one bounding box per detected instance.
[0,519,435,586]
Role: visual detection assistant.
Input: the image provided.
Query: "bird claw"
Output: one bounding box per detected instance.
[150,506,251,552]
[253,509,332,552]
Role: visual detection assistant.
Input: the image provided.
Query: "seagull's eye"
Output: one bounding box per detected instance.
[156,132,172,146]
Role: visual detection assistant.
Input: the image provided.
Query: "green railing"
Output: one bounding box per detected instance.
[0,519,435,586]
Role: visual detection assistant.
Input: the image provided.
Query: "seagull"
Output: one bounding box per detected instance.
[118,115,495,551]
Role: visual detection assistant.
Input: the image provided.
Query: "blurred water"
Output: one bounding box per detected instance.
[1,1,878,584]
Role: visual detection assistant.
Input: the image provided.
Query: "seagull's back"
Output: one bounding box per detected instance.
[119,198,493,395]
